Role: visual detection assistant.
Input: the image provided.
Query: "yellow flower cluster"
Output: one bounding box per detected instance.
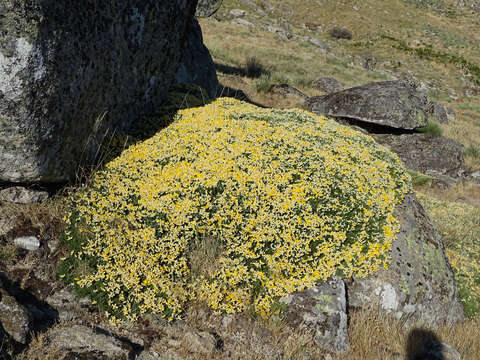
[63,98,410,321]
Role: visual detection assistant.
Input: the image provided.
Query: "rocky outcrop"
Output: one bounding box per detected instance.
[347,193,465,326]
[175,18,219,99]
[428,101,456,124]
[312,77,345,94]
[47,325,131,358]
[45,287,93,322]
[374,133,466,179]
[0,186,48,204]
[196,0,223,17]
[280,277,349,353]
[307,80,430,130]
[270,84,308,100]
[0,281,32,344]
[0,0,198,183]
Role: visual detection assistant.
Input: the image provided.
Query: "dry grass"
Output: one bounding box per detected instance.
[345,309,480,360]
[417,181,480,209]
[15,332,63,360]
[133,306,480,359]
[0,197,66,271]
[188,234,224,281]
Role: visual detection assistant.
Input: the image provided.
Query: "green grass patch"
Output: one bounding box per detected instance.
[408,171,432,186]
[381,35,480,86]
[256,74,272,93]
[464,145,480,159]
[417,120,443,136]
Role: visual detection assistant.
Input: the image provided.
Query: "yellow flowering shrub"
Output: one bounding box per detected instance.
[60,98,410,322]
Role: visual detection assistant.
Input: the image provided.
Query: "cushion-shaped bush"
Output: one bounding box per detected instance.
[61,98,410,322]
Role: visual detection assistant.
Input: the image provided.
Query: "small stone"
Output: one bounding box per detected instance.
[328,27,353,40]
[266,25,292,40]
[14,236,40,251]
[229,9,247,18]
[47,237,60,253]
[469,169,480,182]
[232,18,255,29]
[0,187,49,204]
[222,315,234,329]
[167,339,181,347]
[183,330,217,354]
[308,38,330,51]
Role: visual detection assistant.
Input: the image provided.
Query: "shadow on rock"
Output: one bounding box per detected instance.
[0,272,59,358]
[407,328,461,360]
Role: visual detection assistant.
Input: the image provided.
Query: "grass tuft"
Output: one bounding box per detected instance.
[245,56,268,78]
[255,74,272,93]
[417,120,443,136]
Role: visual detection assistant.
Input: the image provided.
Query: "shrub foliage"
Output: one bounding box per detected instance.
[61,98,410,322]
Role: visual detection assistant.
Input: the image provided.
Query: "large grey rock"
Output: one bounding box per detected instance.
[0,186,48,204]
[374,133,466,179]
[307,80,430,130]
[48,324,129,358]
[428,101,456,124]
[312,77,345,93]
[280,277,349,353]
[196,0,223,17]
[175,18,219,99]
[0,0,197,183]
[0,284,31,344]
[347,193,465,326]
